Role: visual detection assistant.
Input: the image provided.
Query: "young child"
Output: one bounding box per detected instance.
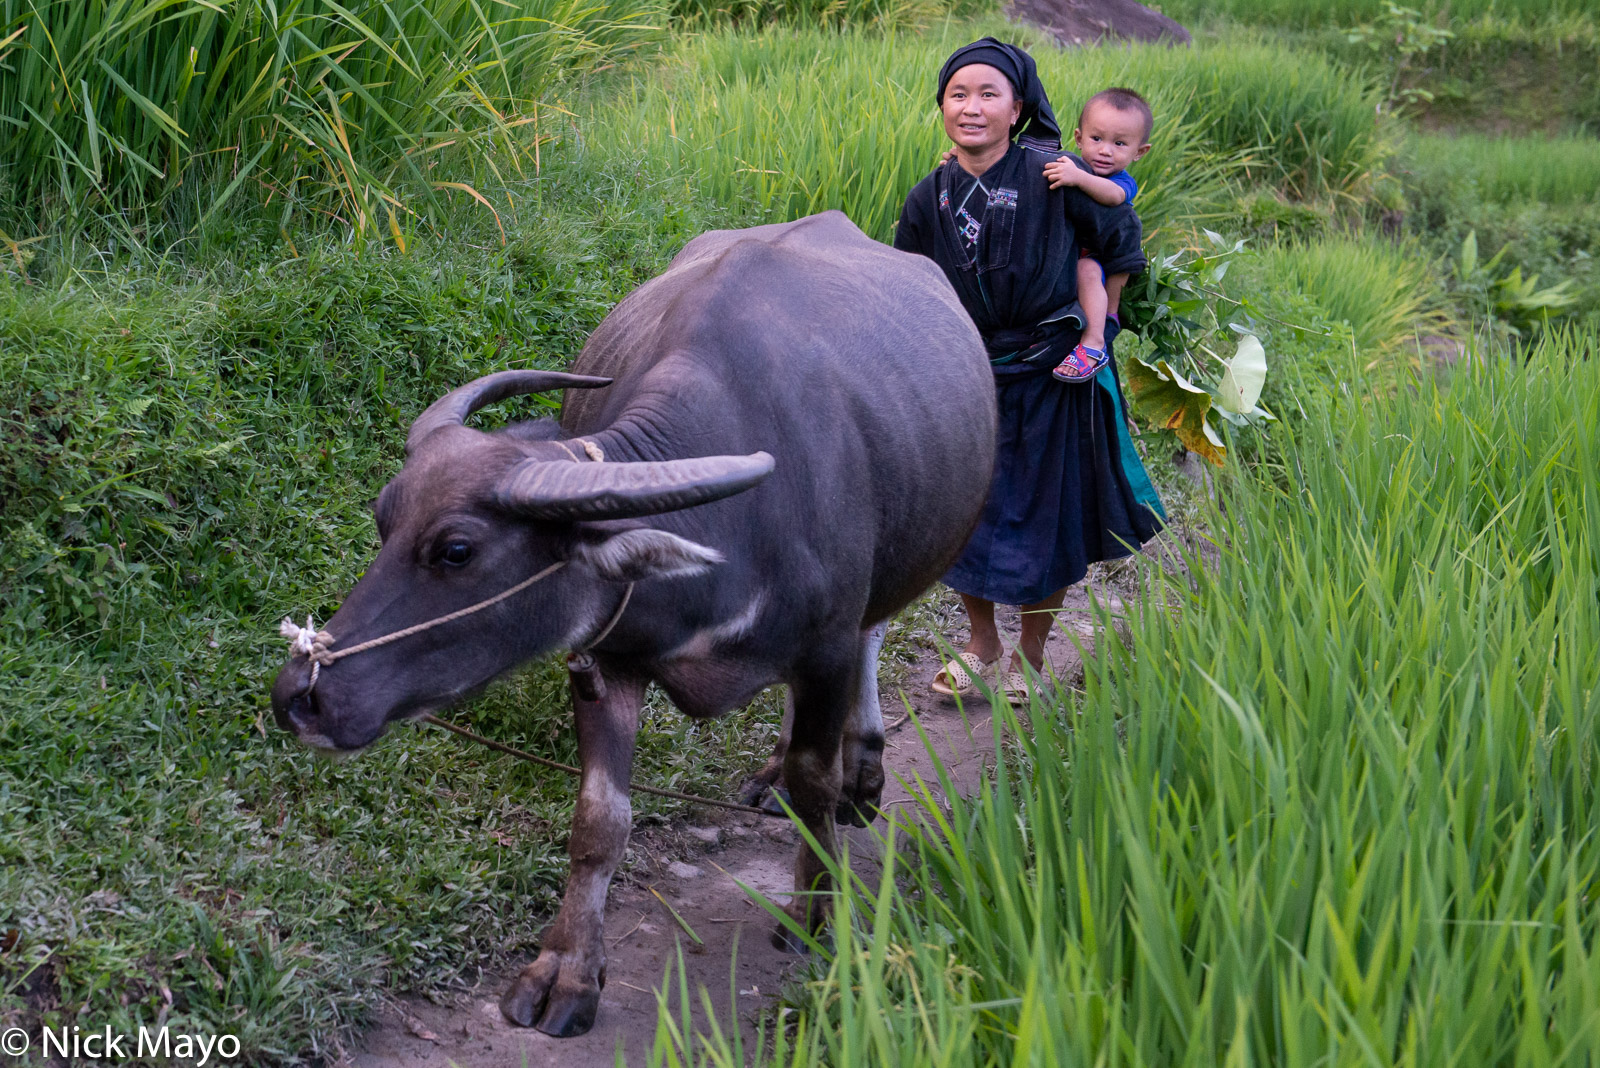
[1043,87,1153,382]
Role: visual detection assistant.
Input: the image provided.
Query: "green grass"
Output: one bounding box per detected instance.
[1400,134,1600,328]
[1250,235,1448,354]
[0,0,664,240]
[1409,17,1600,136]
[1405,133,1600,206]
[668,0,991,31]
[591,25,1385,244]
[656,325,1600,1065]
[1154,0,1594,30]
[1194,12,1600,137]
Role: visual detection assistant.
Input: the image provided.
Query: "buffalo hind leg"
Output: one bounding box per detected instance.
[772,642,854,952]
[501,673,644,1037]
[836,621,887,827]
[740,621,886,823]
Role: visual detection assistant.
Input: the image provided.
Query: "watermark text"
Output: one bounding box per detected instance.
[2,1023,241,1064]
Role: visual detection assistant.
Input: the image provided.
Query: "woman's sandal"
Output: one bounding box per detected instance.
[931,651,1000,696]
[1002,669,1032,702]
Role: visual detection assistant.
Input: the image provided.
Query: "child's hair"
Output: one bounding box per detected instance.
[1080,87,1153,143]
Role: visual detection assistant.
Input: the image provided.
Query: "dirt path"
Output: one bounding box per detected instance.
[348,584,1132,1068]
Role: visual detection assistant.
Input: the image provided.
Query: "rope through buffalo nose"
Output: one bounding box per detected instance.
[279,435,616,692]
[278,560,571,693]
[274,564,784,817]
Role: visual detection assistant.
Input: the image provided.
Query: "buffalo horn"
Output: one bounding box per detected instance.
[407,370,613,454]
[495,452,776,521]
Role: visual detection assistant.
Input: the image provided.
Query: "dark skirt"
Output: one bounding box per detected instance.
[944,342,1165,606]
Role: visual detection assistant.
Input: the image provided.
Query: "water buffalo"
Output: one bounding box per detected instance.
[270,210,995,1037]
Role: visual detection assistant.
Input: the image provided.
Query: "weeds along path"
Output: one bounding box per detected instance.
[348,579,1150,1067]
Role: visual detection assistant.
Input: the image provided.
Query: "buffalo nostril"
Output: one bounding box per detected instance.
[270,662,319,735]
[279,691,316,734]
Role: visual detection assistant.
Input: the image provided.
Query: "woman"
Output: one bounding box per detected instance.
[893,38,1165,699]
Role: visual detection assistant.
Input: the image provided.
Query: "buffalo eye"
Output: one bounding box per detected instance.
[439,540,473,567]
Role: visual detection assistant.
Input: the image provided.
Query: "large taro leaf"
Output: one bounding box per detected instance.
[1124,356,1227,466]
[1215,333,1267,414]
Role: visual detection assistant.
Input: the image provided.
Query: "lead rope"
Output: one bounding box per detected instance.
[418,714,779,817]
[279,576,776,816]
[279,575,777,817]
[280,560,570,691]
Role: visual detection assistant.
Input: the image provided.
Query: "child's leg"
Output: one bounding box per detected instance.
[1054,254,1115,382]
[1077,255,1108,351]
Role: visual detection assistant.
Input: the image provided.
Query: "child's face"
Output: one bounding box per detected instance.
[1072,101,1152,176]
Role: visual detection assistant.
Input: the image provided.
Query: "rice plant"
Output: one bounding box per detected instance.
[591,26,1385,243]
[654,326,1600,1065]
[1252,235,1449,354]
[1405,133,1600,207]
[1150,0,1594,30]
[668,0,990,32]
[0,0,664,236]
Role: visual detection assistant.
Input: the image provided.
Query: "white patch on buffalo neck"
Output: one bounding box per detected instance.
[662,590,768,661]
[562,602,606,651]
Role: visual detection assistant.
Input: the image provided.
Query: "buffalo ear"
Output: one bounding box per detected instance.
[572,528,724,582]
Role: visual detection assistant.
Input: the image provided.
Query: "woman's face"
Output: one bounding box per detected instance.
[941,64,1020,157]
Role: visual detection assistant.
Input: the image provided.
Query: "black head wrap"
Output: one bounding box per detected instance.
[935,37,1062,152]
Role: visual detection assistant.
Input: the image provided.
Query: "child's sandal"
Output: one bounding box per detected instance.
[1053,343,1109,383]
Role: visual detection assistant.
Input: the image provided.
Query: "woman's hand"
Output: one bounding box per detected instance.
[938,146,958,166]
[1043,156,1084,190]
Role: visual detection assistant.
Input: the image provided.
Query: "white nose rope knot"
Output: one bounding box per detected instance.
[278,616,336,687]
[279,616,334,661]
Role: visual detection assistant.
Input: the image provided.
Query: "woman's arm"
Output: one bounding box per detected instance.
[892,210,923,254]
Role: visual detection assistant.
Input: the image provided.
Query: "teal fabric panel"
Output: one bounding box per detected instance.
[1097,363,1168,525]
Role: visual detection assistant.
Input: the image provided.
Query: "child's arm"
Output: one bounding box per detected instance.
[1042,157,1127,206]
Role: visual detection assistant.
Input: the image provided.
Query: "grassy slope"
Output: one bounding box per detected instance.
[593,22,1388,242]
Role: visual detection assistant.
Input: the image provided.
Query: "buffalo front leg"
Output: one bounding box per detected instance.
[773,644,854,951]
[836,621,887,827]
[501,673,644,1037]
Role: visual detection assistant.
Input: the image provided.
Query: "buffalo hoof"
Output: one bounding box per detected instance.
[834,797,879,827]
[771,922,811,954]
[500,958,603,1037]
[771,919,833,954]
[736,766,784,808]
[838,735,885,827]
[760,786,793,817]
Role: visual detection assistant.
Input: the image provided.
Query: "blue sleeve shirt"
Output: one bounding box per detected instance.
[1108,170,1138,206]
